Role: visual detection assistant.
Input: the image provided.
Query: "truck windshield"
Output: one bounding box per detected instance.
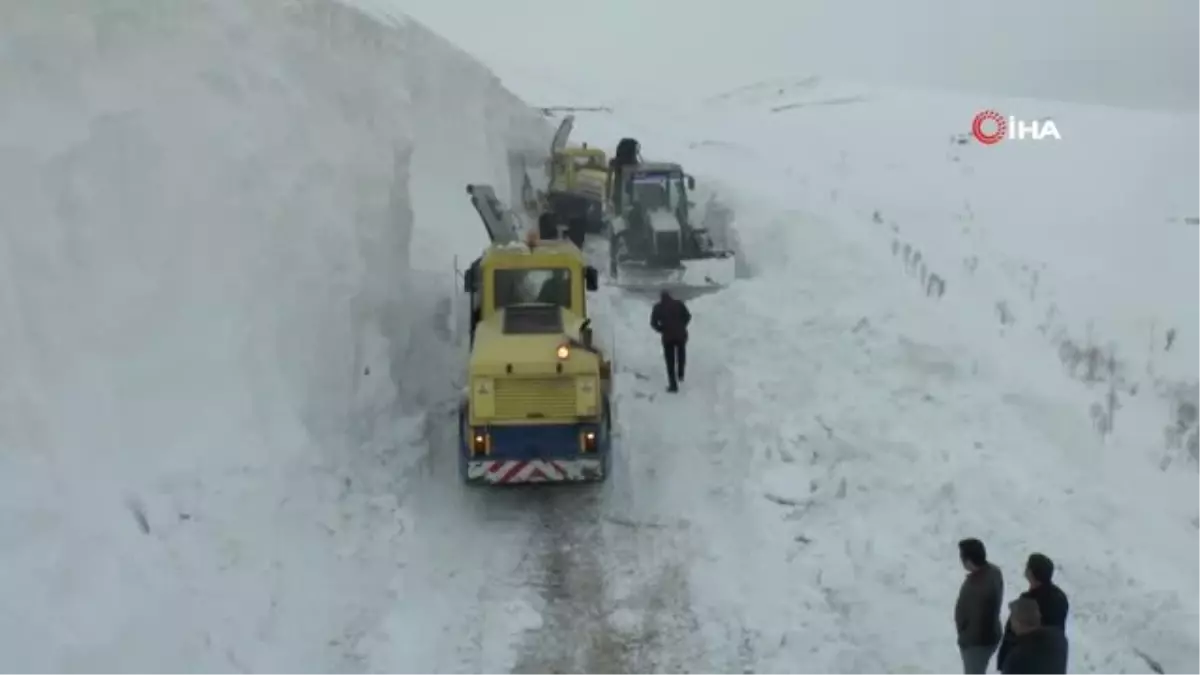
[493,268,573,309]
[631,173,682,212]
[573,155,604,170]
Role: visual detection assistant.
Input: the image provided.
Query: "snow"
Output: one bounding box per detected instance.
[3,1,1196,674]
[646,210,680,233]
[559,76,1199,671]
[670,78,1200,468]
[0,1,546,670]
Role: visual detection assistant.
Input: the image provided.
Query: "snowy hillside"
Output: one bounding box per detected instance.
[0,1,547,670]
[678,77,1200,468]
[524,81,1198,671]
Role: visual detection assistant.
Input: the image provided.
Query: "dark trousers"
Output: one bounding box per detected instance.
[662,340,686,388]
[959,644,997,674]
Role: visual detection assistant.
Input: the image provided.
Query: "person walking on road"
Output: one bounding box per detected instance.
[997,553,1069,671]
[955,538,1005,674]
[999,597,1068,674]
[650,290,691,393]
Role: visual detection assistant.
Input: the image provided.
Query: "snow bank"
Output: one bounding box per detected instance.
[653,76,1199,466]
[0,0,546,669]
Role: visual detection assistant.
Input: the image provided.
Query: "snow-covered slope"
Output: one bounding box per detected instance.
[675,77,1199,467]
[0,1,546,670]
[546,80,1198,672]
[592,203,1198,674]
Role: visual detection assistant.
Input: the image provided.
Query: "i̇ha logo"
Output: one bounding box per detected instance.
[971,110,1061,145]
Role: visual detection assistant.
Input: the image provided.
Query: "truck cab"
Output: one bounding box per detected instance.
[617,163,695,223]
[462,240,599,348]
[548,146,609,199]
[543,117,610,235]
[610,162,701,266]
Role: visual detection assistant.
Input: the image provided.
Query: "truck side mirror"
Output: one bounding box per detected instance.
[584,266,599,291]
[687,175,696,190]
[580,318,594,347]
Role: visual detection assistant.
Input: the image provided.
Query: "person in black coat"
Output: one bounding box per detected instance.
[649,290,691,392]
[997,553,1069,670]
[1000,598,1068,674]
[955,538,1005,674]
[609,137,641,210]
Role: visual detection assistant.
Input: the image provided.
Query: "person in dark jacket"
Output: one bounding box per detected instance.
[1000,597,1068,674]
[609,137,641,210]
[955,538,1005,674]
[997,553,1069,670]
[649,290,691,392]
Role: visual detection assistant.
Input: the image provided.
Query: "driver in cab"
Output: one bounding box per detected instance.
[536,270,570,306]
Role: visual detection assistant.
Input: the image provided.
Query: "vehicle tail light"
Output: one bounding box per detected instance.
[580,429,597,452]
[471,429,490,456]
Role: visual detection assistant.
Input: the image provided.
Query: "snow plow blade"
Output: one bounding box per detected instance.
[611,254,736,292]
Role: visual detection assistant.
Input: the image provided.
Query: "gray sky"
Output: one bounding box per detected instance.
[391,0,1198,111]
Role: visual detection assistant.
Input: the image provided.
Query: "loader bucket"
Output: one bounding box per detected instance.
[612,254,736,294]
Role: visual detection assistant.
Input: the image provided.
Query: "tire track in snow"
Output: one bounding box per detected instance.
[506,355,711,671]
[480,457,713,674]
[510,487,632,674]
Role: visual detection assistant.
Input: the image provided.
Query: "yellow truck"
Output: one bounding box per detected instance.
[542,114,609,236]
[459,184,614,485]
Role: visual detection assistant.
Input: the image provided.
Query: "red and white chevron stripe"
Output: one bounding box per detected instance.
[466,458,603,484]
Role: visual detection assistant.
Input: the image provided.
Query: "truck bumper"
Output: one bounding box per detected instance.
[459,416,611,485]
[465,458,604,484]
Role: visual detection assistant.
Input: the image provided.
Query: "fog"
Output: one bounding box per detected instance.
[395,0,1198,111]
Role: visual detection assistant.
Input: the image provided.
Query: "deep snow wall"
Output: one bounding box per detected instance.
[0,0,546,670]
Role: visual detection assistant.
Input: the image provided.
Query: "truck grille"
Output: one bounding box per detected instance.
[494,378,576,419]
